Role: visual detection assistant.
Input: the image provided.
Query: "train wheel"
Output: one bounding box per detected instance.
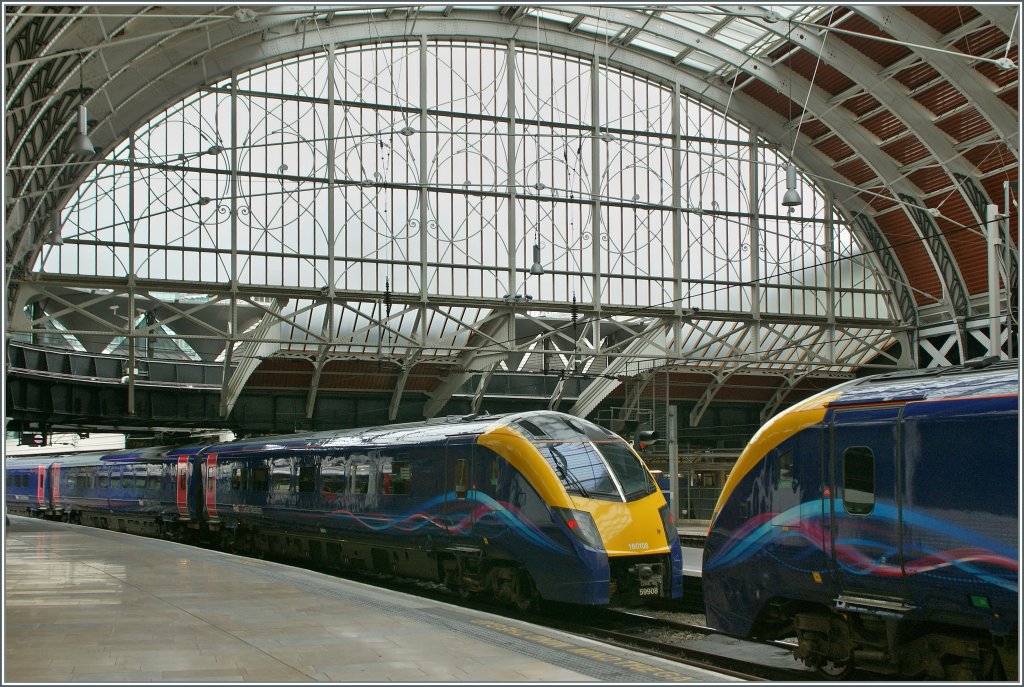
[816,659,854,680]
[512,570,539,613]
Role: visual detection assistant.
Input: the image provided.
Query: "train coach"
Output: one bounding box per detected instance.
[702,359,1019,680]
[6,454,65,518]
[6,410,683,609]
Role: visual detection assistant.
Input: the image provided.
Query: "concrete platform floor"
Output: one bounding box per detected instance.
[4,516,732,683]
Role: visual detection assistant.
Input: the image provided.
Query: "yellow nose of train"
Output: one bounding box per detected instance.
[576,492,673,555]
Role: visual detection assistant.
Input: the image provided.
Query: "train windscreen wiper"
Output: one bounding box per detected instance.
[550,446,590,498]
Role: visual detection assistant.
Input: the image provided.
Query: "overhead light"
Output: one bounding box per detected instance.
[782,162,802,207]
[70,104,94,156]
[530,243,545,275]
[399,126,416,136]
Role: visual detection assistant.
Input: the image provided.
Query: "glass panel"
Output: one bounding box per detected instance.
[321,457,347,495]
[33,37,894,372]
[844,446,875,515]
[351,463,371,495]
[594,440,657,500]
[231,466,245,491]
[251,466,269,492]
[454,458,468,499]
[297,465,316,493]
[271,458,292,496]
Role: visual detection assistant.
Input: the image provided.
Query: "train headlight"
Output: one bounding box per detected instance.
[552,507,604,551]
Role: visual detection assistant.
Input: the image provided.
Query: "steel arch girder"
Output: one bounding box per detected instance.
[852,6,1019,152]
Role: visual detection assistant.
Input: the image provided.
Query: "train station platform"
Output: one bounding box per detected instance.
[4,516,733,683]
[678,521,708,578]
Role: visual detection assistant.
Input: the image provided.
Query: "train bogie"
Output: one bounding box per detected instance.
[703,361,1019,680]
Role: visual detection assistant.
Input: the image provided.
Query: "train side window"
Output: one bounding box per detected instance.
[454,458,468,499]
[351,461,371,495]
[321,457,347,495]
[120,468,132,489]
[147,466,162,490]
[231,466,246,491]
[843,446,875,515]
[135,467,147,489]
[76,475,88,489]
[391,460,411,495]
[490,457,500,488]
[297,465,316,493]
[777,450,794,490]
[271,458,292,495]
[98,472,108,489]
[252,465,269,492]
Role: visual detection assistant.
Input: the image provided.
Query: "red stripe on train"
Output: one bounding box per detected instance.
[205,454,218,519]
[176,456,189,517]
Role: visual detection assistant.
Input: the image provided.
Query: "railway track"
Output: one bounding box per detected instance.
[528,605,817,681]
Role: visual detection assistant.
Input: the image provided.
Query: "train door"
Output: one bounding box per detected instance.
[829,406,907,600]
[201,454,219,524]
[175,455,190,521]
[35,464,47,513]
[444,437,475,540]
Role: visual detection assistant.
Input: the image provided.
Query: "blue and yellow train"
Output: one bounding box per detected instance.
[702,360,1019,680]
[6,410,682,608]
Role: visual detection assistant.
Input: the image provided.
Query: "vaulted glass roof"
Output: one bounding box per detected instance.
[6,5,1015,427]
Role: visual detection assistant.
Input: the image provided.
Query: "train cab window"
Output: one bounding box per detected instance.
[843,446,875,515]
[297,465,316,493]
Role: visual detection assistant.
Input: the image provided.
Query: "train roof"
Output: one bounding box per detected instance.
[829,358,1019,407]
[5,411,620,466]
[203,409,606,456]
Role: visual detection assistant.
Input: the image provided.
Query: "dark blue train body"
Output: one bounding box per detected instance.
[702,360,1019,680]
[6,411,683,609]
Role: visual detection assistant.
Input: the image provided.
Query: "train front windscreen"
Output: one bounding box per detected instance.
[513,415,658,502]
